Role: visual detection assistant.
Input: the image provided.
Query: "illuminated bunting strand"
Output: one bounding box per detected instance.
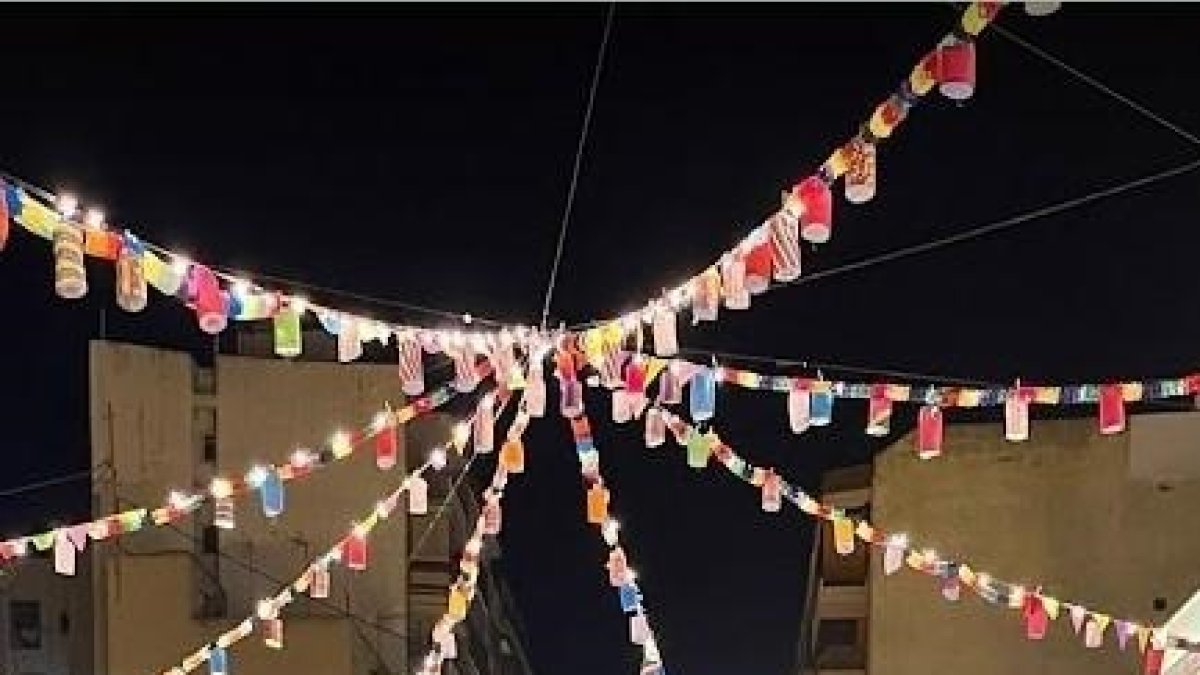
[1,174,545,357]
[162,458,438,675]
[20,362,491,578]
[648,408,1198,672]
[0,3,1019,354]
[588,345,1198,451]
[570,1,1011,335]
[558,347,669,674]
[162,390,515,675]
[416,390,532,674]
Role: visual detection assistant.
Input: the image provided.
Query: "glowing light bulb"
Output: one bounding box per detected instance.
[171,255,191,276]
[462,313,473,325]
[451,422,470,451]
[330,431,353,458]
[168,490,191,510]
[465,538,483,557]
[245,465,269,488]
[429,446,448,470]
[602,519,621,546]
[290,448,313,469]
[84,208,105,228]
[57,193,78,218]
[256,595,274,619]
[210,478,233,500]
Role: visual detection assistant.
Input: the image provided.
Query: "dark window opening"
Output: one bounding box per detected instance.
[10,601,41,650]
[201,525,220,555]
[202,434,218,463]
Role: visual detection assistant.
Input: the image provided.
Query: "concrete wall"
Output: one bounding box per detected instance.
[870,414,1200,675]
[0,558,92,675]
[86,341,438,675]
[213,354,410,671]
[104,553,352,675]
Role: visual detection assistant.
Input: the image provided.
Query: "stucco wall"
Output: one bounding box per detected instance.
[105,553,352,675]
[870,415,1200,675]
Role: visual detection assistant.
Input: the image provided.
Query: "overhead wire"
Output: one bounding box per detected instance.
[984,14,1200,149]
[539,2,616,329]
[676,346,998,388]
[773,158,1200,291]
[566,157,1200,334]
[0,466,106,500]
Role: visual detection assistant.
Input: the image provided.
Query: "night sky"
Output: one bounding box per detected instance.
[1,4,1199,675]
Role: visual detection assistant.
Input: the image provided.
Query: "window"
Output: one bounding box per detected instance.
[815,618,865,669]
[10,601,41,650]
[202,434,218,462]
[201,525,220,555]
[817,619,858,646]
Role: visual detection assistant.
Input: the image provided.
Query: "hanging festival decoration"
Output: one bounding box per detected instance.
[557,346,668,673]
[52,219,87,299]
[272,300,303,358]
[0,365,489,572]
[159,431,461,675]
[645,408,1197,668]
[416,394,534,675]
[595,350,1200,449]
[767,211,803,282]
[936,35,977,100]
[843,138,878,204]
[115,233,149,312]
[375,408,399,470]
[0,4,1013,366]
[916,404,945,459]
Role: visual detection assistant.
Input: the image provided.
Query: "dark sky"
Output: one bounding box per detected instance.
[0,4,1198,675]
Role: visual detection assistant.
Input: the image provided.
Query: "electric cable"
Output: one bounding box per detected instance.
[539,2,616,329]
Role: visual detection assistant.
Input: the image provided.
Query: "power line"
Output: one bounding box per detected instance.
[677,347,998,388]
[987,18,1200,149]
[775,158,1200,290]
[539,3,617,329]
[567,158,1200,333]
[0,467,100,500]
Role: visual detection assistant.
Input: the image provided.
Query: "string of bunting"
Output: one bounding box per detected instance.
[642,408,1195,674]
[20,363,490,578]
[567,1,1017,336]
[0,176,541,389]
[161,456,437,675]
[557,346,669,674]
[161,389,514,675]
[416,387,532,674]
[580,339,1200,457]
[0,2,1028,358]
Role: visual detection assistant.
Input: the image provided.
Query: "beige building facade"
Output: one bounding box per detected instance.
[801,413,1200,675]
[0,337,533,675]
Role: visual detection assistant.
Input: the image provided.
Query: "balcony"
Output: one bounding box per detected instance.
[816,583,868,620]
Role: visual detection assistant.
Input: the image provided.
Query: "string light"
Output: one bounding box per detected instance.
[83,208,105,228]
[210,478,233,500]
[429,446,448,470]
[56,193,78,218]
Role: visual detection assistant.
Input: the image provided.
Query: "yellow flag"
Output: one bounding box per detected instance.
[16,194,57,239]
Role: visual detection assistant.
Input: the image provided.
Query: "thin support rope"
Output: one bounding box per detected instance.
[539,3,616,329]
